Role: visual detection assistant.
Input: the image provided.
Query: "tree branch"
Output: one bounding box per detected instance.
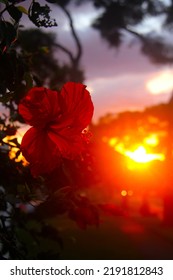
[124,27,145,41]
[0,1,26,17]
[54,42,74,63]
[60,5,82,64]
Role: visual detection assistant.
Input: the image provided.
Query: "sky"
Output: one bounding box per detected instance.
[2,0,173,123]
[49,1,173,123]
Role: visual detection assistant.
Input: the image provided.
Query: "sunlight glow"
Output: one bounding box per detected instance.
[107,136,165,164]
[125,146,164,163]
[146,71,173,95]
[108,137,118,147]
[102,136,108,142]
[2,131,28,166]
[144,134,159,147]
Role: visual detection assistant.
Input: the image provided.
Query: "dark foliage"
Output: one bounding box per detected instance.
[28,1,57,27]
[0,0,97,260]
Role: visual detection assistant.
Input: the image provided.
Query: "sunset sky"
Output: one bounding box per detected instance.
[2,1,173,123]
[49,1,173,123]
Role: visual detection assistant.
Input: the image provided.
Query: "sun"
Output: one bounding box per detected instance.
[124,146,164,163]
[106,135,165,167]
[146,71,173,95]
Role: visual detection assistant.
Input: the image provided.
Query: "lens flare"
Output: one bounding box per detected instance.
[121,190,127,196]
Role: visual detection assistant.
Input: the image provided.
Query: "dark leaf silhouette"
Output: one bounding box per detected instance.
[7,5,22,22]
[28,1,57,27]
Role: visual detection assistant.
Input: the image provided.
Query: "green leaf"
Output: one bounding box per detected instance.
[26,220,42,233]
[24,72,33,90]
[39,46,49,54]
[0,92,13,103]
[0,0,8,4]
[0,131,6,141]
[0,20,17,52]
[17,183,31,195]
[15,228,38,259]
[17,5,28,15]
[7,6,22,22]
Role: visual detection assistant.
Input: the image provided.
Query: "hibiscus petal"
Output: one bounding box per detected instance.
[60,82,94,130]
[18,87,61,127]
[19,83,94,176]
[48,128,84,159]
[21,127,61,177]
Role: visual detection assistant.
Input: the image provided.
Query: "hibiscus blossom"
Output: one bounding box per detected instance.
[18,82,94,177]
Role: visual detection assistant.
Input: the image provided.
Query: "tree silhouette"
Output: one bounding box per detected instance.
[73,0,173,64]
[42,0,83,82]
[17,28,81,88]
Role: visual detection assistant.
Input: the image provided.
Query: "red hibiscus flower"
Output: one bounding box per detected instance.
[18,82,94,177]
